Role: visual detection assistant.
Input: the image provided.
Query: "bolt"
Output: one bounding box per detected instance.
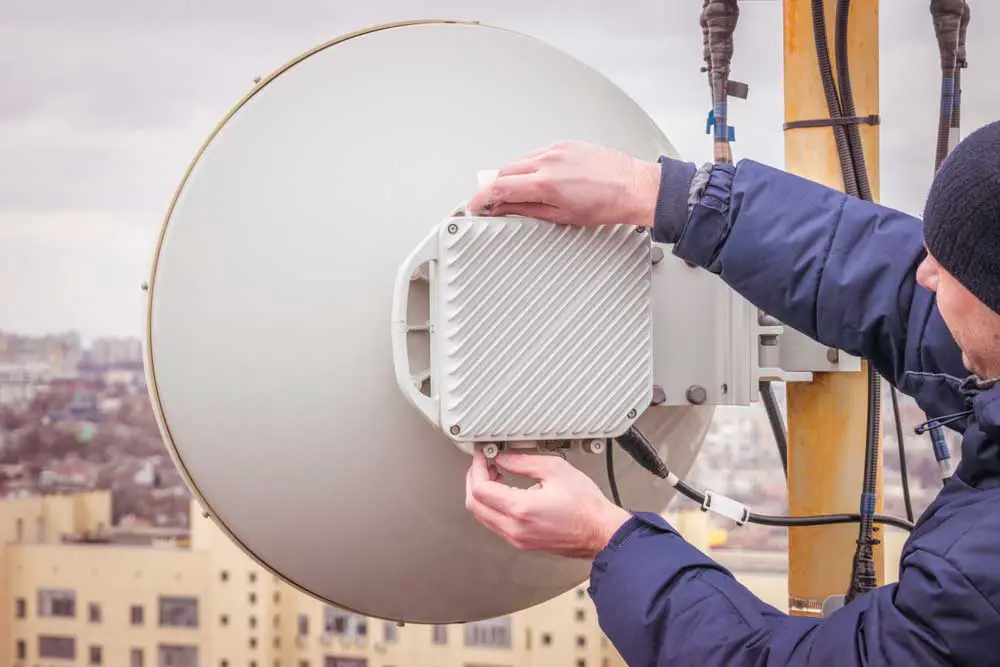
[635,226,646,233]
[449,425,461,436]
[721,383,729,394]
[686,385,708,405]
[140,282,149,292]
[650,246,665,265]
[482,443,499,458]
[447,223,459,234]
[584,439,605,454]
[827,348,840,364]
[651,385,666,405]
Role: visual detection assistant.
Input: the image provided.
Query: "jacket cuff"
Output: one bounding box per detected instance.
[587,512,677,595]
[652,157,698,244]
[673,161,738,271]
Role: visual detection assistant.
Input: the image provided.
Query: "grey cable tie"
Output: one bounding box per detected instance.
[783,114,880,131]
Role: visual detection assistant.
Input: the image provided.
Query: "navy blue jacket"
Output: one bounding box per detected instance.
[589,158,1000,666]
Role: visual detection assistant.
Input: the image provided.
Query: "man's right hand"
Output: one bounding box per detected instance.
[466,140,661,230]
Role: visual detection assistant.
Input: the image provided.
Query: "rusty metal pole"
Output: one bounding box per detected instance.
[782,0,884,617]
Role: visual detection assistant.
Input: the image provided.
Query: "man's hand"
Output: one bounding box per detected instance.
[465,450,632,560]
[466,140,661,229]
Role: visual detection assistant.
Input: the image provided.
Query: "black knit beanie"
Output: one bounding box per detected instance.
[923,120,1000,314]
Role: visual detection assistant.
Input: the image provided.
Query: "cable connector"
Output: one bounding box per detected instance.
[701,490,750,526]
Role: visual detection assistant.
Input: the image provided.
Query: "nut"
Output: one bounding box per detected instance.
[686,385,708,405]
[482,443,499,458]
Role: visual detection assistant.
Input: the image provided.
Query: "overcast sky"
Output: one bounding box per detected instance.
[1,0,997,341]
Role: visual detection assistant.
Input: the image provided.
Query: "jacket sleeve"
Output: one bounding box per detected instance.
[654,157,967,418]
[589,512,998,667]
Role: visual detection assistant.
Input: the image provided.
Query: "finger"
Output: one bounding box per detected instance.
[489,173,553,205]
[490,202,563,222]
[493,452,568,481]
[468,451,525,515]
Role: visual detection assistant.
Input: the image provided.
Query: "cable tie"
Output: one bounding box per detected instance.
[783,114,880,131]
[701,490,750,526]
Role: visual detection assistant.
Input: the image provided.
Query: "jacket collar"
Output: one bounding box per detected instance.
[953,375,1000,488]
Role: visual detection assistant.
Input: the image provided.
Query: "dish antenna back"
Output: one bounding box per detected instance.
[144,19,845,624]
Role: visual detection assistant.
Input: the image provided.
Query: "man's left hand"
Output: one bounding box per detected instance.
[465,450,632,560]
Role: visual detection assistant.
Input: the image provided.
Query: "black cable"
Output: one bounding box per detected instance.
[606,438,622,507]
[617,427,915,533]
[810,0,860,198]
[670,474,913,532]
[891,386,915,523]
[759,380,789,478]
[835,0,874,201]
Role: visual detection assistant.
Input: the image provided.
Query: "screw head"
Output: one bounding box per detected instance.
[827,348,840,364]
[140,282,149,292]
[650,246,665,265]
[627,408,638,419]
[449,425,461,435]
[651,385,666,405]
[447,223,459,234]
[686,385,708,405]
[482,443,499,458]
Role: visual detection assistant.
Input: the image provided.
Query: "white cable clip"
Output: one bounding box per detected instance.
[701,490,750,526]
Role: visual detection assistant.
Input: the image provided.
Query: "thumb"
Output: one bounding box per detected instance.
[493,452,568,480]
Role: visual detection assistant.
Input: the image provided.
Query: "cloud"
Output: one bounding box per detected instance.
[0,0,997,337]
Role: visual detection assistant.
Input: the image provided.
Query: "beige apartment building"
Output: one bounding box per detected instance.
[0,491,906,667]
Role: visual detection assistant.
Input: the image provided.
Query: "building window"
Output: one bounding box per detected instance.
[250,616,257,629]
[575,609,585,622]
[273,637,281,648]
[273,591,280,603]
[221,661,228,667]
[157,644,198,667]
[90,602,102,623]
[299,662,309,667]
[15,597,26,618]
[35,516,44,542]
[576,587,586,599]
[130,648,144,667]
[159,596,198,628]
[356,618,367,638]
[220,614,229,626]
[323,658,367,667]
[16,639,26,660]
[90,645,103,666]
[38,635,76,660]
[249,572,257,584]
[249,592,257,605]
[220,570,229,582]
[250,638,257,649]
[383,622,398,643]
[432,625,447,645]
[38,589,75,617]
[541,633,553,646]
[15,517,23,542]
[576,635,587,648]
[131,604,144,626]
[297,614,309,636]
[464,617,512,648]
[576,660,586,667]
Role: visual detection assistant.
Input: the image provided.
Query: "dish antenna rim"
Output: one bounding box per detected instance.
[140,18,525,620]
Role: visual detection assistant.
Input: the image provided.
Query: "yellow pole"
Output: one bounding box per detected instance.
[782,0,884,617]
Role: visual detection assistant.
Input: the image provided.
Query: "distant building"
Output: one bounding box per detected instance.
[0,363,51,405]
[0,331,81,374]
[88,337,143,369]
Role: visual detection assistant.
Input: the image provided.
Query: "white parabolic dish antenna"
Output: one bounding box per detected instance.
[145,19,715,623]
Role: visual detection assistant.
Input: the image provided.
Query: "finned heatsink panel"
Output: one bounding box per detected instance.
[436,217,653,441]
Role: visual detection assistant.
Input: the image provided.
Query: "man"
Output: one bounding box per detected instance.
[463,120,1000,665]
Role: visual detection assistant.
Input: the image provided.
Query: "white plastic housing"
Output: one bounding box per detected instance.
[392,216,653,442]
